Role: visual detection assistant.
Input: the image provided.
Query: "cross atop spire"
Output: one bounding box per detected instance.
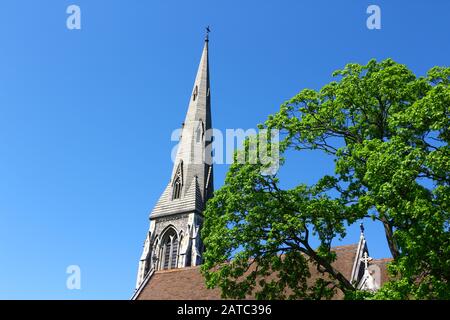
[205,26,211,41]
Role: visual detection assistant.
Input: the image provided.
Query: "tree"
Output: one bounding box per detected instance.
[201,59,450,299]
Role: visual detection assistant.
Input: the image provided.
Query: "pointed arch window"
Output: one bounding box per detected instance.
[173,177,182,200]
[195,120,204,143]
[172,162,183,200]
[193,85,198,101]
[161,228,179,270]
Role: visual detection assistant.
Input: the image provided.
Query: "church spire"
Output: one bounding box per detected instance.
[135,34,214,290]
[164,32,213,213]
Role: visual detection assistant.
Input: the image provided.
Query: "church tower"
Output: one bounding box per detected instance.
[135,33,213,289]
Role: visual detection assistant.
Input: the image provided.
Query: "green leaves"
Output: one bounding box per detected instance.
[202,59,450,300]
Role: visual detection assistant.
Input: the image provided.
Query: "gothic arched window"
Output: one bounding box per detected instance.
[172,162,183,200]
[173,177,182,200]
[193,85,198,101]
[195,120,204,143]
[161,229,178,270]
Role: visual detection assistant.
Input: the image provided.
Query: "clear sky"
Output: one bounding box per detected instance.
[0,0,448,299]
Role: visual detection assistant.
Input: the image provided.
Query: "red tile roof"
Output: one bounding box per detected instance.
[134,243,391,300]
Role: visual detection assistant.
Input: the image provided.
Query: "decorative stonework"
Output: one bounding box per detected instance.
[155,214,189,224]
[350,224,382,291]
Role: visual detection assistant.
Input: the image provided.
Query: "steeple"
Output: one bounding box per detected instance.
[134,35,214,290]
[162,35,213,214]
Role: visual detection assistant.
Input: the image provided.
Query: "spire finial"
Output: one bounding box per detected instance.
[360,223,365,235]
[205,25,211,41]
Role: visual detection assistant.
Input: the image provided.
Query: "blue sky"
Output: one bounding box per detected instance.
[0,0,448,299]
